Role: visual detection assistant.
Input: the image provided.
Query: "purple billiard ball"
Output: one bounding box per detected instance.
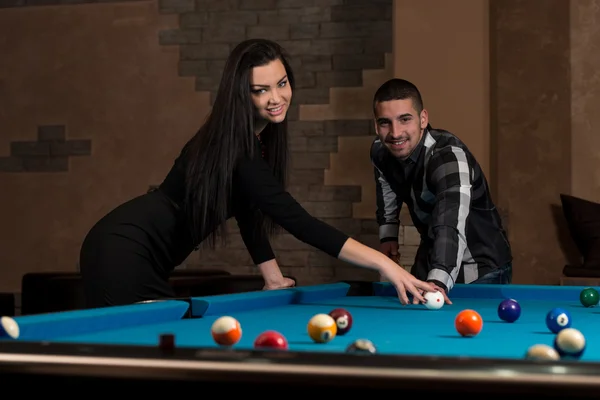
[498,298,521,322]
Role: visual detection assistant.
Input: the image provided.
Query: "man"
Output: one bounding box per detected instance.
[370,78,512,303]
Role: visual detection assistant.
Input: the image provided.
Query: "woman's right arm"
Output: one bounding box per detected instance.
[233,155,437,304]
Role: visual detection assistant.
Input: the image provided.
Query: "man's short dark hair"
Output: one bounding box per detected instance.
[373,78,424,114]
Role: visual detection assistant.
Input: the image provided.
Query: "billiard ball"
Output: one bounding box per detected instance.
[211,316,242,346]
[545,308,571,334]
[554,327,586,359]
[525,344,560,361]
[254,330,288,350]
[498,298,521,322]
[0,316,19,339]
[423,291,444,310]
[580,287,599,308]
[455,309,483,337]
[346,339,377,354]
[328,308,353,335]
[307,313,337,343]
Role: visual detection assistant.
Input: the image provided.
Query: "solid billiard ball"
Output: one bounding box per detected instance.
[498,298,521,322]
[580,287,599,308]
[0,316,19,339]
[254,330,288,350]
[211,316,242,346]
[307,313,337,343]
[328,308,353,335]
[423,291,444,310]
[545,308,571,334]
[455,309,483,337]
[525,344,560,361]
[346,339,377,354]
[554,327,586,359]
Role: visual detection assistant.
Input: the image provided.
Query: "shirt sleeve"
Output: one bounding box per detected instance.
[233,154,349,259]
[374,165,401,243]
[371,141,401,243]
[425,146,473,292]
[234,204,276,265]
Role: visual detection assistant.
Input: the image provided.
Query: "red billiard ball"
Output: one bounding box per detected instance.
[254,330,288,350]
[328,308,353,335]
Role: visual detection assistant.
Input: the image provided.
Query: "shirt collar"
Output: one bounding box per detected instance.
[400,126,429,165]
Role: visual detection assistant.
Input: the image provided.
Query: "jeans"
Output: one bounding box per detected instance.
[472,262,512,284]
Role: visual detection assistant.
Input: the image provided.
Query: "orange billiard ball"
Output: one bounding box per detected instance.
[211,316,242,346]
[455,309,483,337]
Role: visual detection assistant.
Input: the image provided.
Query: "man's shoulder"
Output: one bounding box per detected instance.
[427,128,473,158]
[370,138,388,164]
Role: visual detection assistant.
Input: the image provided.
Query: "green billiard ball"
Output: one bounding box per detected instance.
[580,287,600,307]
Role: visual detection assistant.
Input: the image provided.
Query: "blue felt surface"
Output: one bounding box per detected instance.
[374,282,595,301]
[1,300,190,341]
[190,282,350,316]
[6,283,600,362]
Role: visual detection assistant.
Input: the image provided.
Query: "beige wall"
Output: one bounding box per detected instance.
[0,2,209,293]
[383,0,492,275]
[571,0,600,202]
[393,0,490,178]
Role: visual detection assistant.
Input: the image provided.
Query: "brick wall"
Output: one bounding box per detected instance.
[0,125,91,172]
[160,0,396,285]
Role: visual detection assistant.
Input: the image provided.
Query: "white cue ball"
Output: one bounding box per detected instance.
[424,291,445,310]
[555,328,586,358]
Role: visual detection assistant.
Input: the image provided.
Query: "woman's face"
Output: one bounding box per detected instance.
[249,58,292,125]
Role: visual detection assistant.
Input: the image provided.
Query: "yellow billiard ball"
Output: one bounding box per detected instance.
[307,313,337,343]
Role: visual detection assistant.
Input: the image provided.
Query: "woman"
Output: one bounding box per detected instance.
[79,38,438,308]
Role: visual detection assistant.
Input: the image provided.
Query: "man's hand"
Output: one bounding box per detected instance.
[380,241,399,262]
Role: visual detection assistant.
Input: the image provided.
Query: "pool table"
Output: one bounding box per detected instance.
[1,281,600,396]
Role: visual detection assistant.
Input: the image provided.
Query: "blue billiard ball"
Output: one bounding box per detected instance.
[546,307,572,334]
[554,327,586,359]
[498,298,521,322]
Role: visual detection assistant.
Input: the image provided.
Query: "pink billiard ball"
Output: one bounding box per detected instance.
[328,308,353,335]
[254,330,288,350]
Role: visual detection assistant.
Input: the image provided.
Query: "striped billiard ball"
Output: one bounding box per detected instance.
[328,308,353,335]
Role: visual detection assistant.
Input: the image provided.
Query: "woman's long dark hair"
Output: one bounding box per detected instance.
[183,39,295,248]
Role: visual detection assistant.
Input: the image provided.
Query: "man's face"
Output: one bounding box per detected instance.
[374,98,428,160]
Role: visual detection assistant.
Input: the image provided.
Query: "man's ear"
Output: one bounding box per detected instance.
[420,109,429,129]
